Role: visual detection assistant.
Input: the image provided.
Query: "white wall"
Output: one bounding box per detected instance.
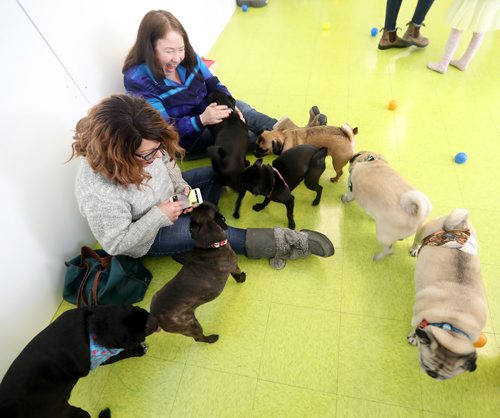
[0,0,235,378]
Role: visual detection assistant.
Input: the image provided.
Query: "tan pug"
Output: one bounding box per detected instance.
[341,151,432,260]
[255,124,357,182]
[407,208,487,380]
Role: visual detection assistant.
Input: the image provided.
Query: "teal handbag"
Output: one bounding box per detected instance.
[63,246,152,307]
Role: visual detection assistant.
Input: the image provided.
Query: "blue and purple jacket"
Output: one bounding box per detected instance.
[123,54,230,147]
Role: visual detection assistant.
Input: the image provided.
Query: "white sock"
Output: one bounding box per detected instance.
[427,28,462,74]
[450,32,484,71]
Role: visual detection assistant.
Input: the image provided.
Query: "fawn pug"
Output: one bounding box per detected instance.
[408,208,487,380]
[342,151,432,260]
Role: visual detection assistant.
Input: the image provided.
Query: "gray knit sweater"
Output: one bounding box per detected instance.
[75,157,189,257]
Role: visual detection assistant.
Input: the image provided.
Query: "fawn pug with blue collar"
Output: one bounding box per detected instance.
[342,151,432,260]
[408,208,487,380]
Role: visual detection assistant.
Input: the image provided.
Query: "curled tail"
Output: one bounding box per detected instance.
[400,190,432,222]
[340,123,358,142]
[443,208,470,231]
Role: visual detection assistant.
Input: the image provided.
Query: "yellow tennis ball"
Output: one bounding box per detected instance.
[322,22,331,31]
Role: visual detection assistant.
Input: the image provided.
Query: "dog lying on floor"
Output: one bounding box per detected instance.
[0,304,149,418]
[146,202,245,343]
[206,90,249,219]
[254,124,357,182]
[240,145,327,230]
[407,208,487,380]
[341,151,432,260]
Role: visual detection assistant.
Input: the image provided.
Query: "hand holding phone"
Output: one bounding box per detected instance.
[169,188,203,210]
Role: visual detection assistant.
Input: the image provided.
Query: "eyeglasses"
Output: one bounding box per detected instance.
[135,144,165,161]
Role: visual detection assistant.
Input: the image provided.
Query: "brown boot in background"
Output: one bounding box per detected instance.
[378,29,411,50]
[402,22,429,48]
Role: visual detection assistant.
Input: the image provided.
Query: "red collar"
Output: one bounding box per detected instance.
[210,239,228,248]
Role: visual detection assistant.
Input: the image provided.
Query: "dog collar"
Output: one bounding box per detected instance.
[419,229,477,255]
[210,239,228,248]
[267,166,290,198]
[89,331,124,370]
[418,319,471,340]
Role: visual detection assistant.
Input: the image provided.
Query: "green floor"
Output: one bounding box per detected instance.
[64,1,500,416]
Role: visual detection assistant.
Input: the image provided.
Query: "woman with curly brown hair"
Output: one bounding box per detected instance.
[71,94,334,269]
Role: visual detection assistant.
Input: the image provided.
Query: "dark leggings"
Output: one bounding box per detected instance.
[384,0,434,31]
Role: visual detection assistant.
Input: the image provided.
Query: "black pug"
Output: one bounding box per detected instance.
[206,90,249,219]
[0,304,149,418]
[240,144,327,230]
[146,202,245,343]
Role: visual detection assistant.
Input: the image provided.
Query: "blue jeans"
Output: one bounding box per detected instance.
[384,0,434,31]
[147,166,247,256]
[184,99,277,160]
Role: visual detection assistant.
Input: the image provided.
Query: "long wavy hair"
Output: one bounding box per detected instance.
[70,94,184,187]
[122,10,197,82]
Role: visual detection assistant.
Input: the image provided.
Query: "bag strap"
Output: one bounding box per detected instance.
[76,261,92,307]
[90,267,105,306]
[81,246,112,269]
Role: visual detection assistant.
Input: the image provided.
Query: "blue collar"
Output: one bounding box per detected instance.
[419,319,471,340]
[89,331,124,370]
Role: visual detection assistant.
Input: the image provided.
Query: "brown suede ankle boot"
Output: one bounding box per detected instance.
[378,29,411,50]
[402,22,429,48]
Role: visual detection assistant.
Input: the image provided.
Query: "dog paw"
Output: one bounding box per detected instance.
[409,246,419,257]
[407,332,418,346]
[205,334,219,344]
[312,199,320,206]
[253,204,265,212]
[233,211,240,219]
[140,342,149,355]
[235,272,246,283]
[330,177,339,183]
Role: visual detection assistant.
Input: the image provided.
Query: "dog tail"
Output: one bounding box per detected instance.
[443,208,470,231]
[400,190,432,221]
[340,123,358,142]
[99,408,111,418]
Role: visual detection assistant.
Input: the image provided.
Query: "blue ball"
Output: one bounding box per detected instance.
[242,4,248,12]
[371,27,378,37]
[454,152,468,164]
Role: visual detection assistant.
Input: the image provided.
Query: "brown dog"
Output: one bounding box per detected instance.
[255,124,357,182]
[146,202,245,343]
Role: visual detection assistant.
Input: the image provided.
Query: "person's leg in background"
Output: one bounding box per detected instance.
[403,0,435,47]
[427,28,463,73]
[450,32,485,71]
[379,0,411,50]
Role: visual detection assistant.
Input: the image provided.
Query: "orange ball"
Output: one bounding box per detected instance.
[388,99,398,110]
[474,332,487,348]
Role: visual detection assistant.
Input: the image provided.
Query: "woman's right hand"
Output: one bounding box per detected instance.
[158,200,185,222]
[200,102,231,126]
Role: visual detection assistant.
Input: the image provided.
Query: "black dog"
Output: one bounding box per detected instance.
[206,90,249,218]
[0,304,149,418]
[146,202,245,343]
[240,144,327,230]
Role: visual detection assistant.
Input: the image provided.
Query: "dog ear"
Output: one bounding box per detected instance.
[244,159,250,167]
[254,158,263,167]
[349,152,362,163]
[272,140,284,155]
[466,354,477,372]
[416,328,432,345]
[352,127,358,135]
[215,212,228,230]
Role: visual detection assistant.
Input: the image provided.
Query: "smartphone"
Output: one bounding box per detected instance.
[169,188,203,209]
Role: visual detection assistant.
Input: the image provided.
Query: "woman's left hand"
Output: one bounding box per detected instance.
[235,106,245,123]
